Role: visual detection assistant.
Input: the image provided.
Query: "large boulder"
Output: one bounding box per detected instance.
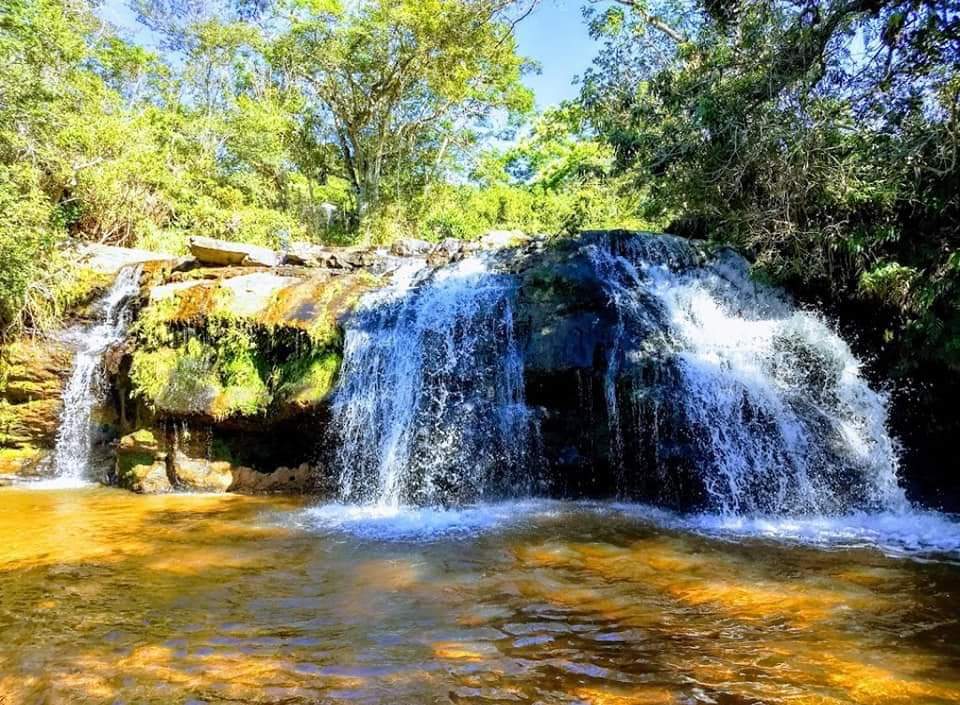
[189,236,281,268]
[230,463,314,494]
[171,449,237,493]
[390,238,432,257]
[284,241,331,267]
[115,429,171,493]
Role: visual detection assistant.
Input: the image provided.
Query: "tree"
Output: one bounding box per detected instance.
[580,0,960,370]
[273,0,536,224]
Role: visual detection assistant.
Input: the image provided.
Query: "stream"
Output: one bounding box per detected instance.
[1,487,959,704]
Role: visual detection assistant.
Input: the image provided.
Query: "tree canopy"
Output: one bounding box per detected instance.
[581,0,960,371]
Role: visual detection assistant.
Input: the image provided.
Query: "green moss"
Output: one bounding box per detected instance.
[130,297,178,348]
[126,271,380,420]
[129,333,272,421]
[275,350,342,407]
[117,450,158,478]
[56,266,113,314]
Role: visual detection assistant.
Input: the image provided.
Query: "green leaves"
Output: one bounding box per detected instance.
[578,0,960,371]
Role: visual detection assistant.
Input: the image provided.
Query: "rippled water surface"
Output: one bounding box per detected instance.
[2,487,960,704]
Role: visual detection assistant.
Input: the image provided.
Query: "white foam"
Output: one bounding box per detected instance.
[613,503,960,558]
[294,500,561,541]
[12,477,96,490]
[292,499,960,559]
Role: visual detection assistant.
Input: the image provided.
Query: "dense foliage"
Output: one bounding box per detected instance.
[2,0,957,384]
[3,0,627,337]
[580,0,960,373]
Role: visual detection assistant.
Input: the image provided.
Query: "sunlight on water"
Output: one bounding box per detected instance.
[1,486,959,704]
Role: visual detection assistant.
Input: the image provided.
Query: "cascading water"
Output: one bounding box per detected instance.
[51,265,142,483]
[324,230,907,521]
[333,255,539,507]
[587,233,907,516]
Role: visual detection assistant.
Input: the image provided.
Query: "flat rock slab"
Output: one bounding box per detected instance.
[221,273,304,318]
[150,273,304,321]
[79,244,176,274]
[189,235,281,267]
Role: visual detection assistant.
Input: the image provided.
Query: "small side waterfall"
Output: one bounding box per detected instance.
[52,265,141,482]
[588,234,906,515]
[333,256,539,506]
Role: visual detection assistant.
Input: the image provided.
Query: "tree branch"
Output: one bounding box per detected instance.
[596,0,688,44]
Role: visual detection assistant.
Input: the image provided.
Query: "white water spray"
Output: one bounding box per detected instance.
[589,234,907,515]
[51,265,142,483]
[333,255,539,506]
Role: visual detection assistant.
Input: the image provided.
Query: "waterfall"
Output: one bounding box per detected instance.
[333,256,539,507]
[52,265,142,482]
[588,233,907,515]
[327,231,904,516]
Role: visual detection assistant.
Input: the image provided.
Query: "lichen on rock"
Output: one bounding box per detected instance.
[125,269,378,423]
[0,338,74,474]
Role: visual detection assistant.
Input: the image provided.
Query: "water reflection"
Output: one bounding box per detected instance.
[0,487,959,704]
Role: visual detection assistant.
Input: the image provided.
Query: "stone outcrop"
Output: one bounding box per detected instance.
[114,426,316,494]
[115,429,171,493]
[0,339,74,475]
[189,235,282,268]
[124,267,377,424]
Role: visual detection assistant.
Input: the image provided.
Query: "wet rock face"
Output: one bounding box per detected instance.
[115,429,171,493]
[507,235,704,507]
[0,339,74,475]
[114,425,319,494]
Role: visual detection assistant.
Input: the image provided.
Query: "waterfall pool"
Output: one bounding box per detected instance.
[2,485,960,704]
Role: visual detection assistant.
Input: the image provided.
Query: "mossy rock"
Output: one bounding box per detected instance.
[274,351,342,412]
[129,338,271,421]
[116,429,171,493]
[60,267,115,320]
[128,270,378,423]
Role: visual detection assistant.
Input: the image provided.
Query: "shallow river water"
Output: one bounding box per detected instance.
[2,487,960,704]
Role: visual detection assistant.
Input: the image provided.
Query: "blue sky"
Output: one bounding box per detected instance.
[100,0,598,110]
[515,1,598,108]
